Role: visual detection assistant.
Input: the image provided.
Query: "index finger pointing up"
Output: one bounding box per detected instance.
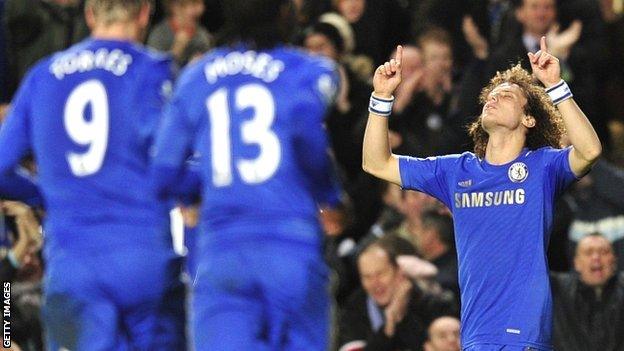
[395,45,403,66]
[540,36,548,53]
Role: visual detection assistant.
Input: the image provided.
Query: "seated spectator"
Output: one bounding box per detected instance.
[0,201,41,283]
[147,0,212,66]
[0,201,43,349]
[561,159,624,270]
[424,316,461,351]
[415,209,459,302]
[392,28,467,156]
[551,233,624,351]
[337,235,456,351]
[392,189,442,247]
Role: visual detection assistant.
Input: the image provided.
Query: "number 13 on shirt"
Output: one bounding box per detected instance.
[207,83,281,187]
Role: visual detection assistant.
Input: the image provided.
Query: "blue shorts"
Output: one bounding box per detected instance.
[192,239,330,351]
[43,247,186,351]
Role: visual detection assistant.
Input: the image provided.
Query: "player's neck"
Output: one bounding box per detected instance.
[484,132,526,165]
[91,23,143,43]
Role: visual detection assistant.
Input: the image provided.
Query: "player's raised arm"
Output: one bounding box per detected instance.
[362,45,403,185]
[528,36,602,176]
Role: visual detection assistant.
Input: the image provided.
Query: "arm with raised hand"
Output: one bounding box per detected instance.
[362,46,404,185]
[528,37,602,176]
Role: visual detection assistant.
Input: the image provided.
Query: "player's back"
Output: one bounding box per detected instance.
[26,39,173,249]
[174,46,337,243]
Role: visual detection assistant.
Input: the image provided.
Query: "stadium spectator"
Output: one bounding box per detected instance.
[390,45,423,115]
[291,0,332,29]
[562,158,624,270]
[424,316,461,351]
[600,0,624,142]
[4,0,89,99]
[0,201,40,283]
[460,0,610,148]
[332,0,410,65]
[302,20,369,182]
[337,235,456,351]
[392,28,467,156]
[0,0,186,349]
[147,0,213,67]
[151,0,344,349]
[363,37,601,350]
[551,233,624,351]
[416,209,459,302]
[392,189,440,246]
[464,0,516,52]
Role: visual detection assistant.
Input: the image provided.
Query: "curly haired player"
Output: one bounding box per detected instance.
[362,37,601,350]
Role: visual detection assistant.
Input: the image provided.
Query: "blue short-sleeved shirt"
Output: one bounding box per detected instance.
[0,38,175,252]
[399,147,577,350]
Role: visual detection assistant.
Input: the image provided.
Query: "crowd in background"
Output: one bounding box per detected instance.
[0,0,623,350]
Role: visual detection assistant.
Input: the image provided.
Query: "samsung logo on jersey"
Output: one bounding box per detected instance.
[204,51,284,84]
[454,189,525,208]
[50,49,133,80]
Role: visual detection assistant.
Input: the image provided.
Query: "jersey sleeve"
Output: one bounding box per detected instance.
[0,69,40,203]
[151,76,200,199]
[293,59,342,207]
[542,146,578,197]
[398,154,457,208]
[310,58,340,108]
[0,70,34,174]
[137,56,174,149]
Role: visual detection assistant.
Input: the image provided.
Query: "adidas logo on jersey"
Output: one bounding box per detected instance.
[458,179,472,188]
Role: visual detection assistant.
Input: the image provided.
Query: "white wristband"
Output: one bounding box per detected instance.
[546,80,573,105]
[368,93,394,117]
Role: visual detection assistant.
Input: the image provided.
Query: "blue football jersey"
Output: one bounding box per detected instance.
[153,46,341,245]
[399,147,577,350]
[0,39,174,251]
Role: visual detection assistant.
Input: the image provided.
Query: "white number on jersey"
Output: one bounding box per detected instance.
[207,84,281,187]
[64,80,109,177]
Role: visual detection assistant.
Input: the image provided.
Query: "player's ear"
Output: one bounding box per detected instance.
[522,115,536,129]
[85,4,97,30]
[138,3,152,28]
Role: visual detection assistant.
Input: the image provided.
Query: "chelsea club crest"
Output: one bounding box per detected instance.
[508,162,529,183]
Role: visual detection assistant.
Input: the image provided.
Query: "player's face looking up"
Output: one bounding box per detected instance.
[481,83,535,133]
[357,246,401,307]
[574,235,617,288]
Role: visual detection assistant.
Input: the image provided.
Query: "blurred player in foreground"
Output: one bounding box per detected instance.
[0,1,185,349]
[362,38,601,350]
[151,0,342,350]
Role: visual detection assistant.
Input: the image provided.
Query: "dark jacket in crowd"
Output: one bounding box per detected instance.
[337,285,457,351]
[551,272,624,351]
